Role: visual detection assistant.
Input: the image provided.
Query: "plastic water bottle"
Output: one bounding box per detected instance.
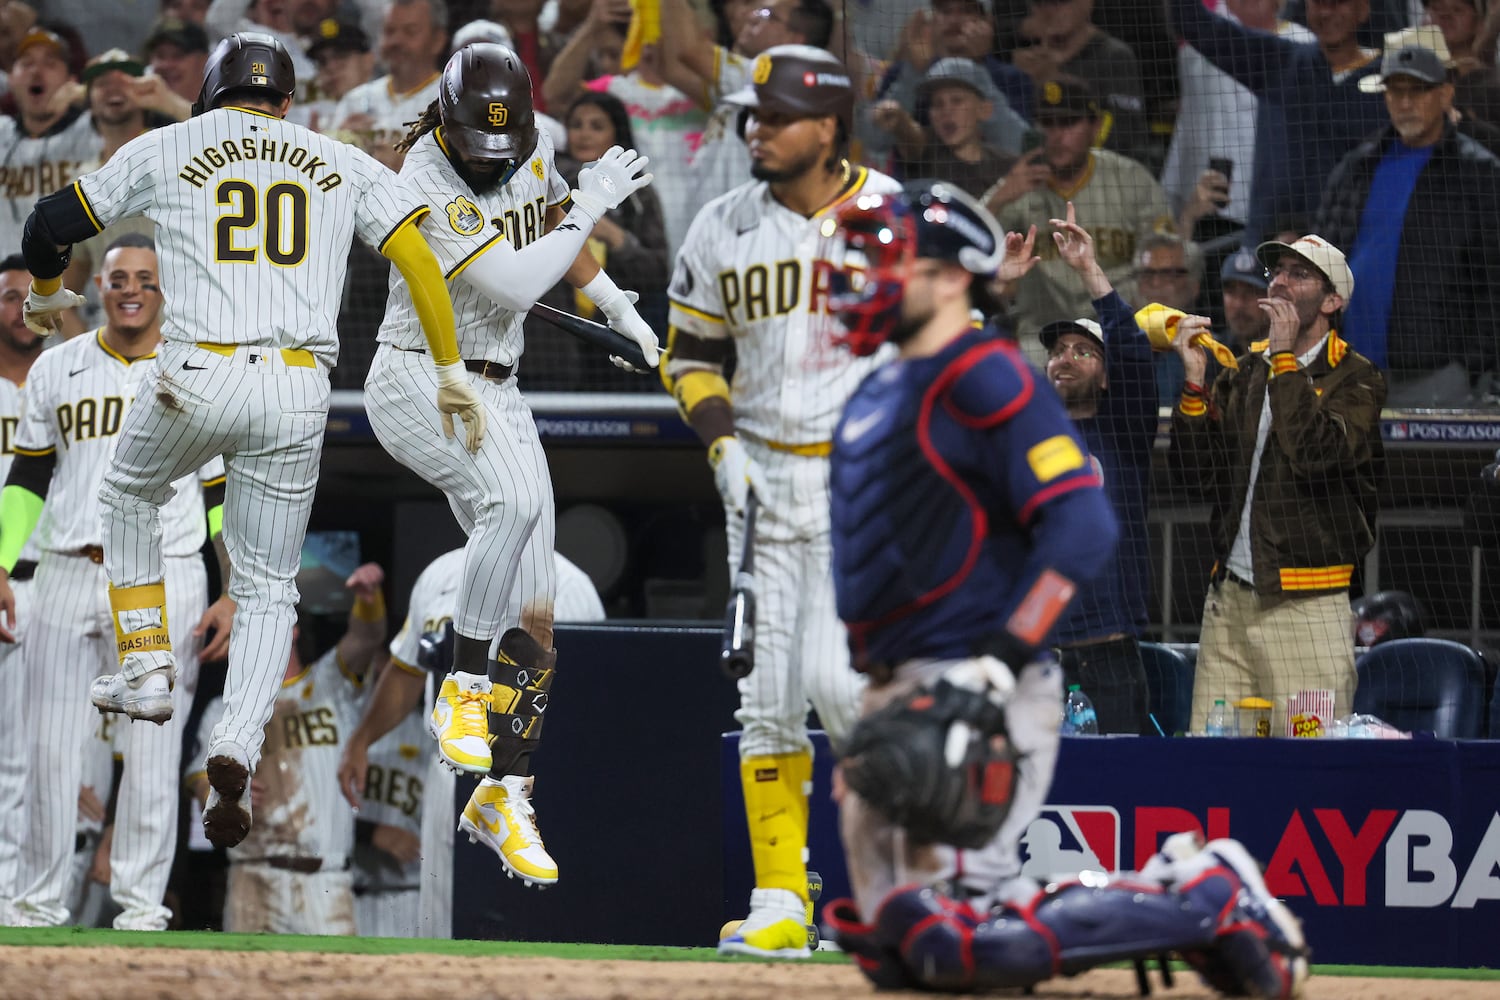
[1062,685,1099,736]
[1205,699,1232,737]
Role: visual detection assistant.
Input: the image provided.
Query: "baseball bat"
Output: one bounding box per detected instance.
[720,493,759,680]
[529,301,652,372]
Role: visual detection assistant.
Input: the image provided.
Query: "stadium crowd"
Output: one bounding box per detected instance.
[0,0,1496,400]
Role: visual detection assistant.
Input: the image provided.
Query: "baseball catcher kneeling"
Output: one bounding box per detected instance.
[821,182,1309,998]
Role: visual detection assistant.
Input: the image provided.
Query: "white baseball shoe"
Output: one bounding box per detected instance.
[459,775,558,886]
[90,666,174,724]
[429,671,493,774]
[718,888,813,959]
[203,742,253,849]
[113,906,170,931]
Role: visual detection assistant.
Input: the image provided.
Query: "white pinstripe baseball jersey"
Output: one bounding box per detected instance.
[388,548,465,674]
[330,74,442,154]
[14,332,224,557]
[72,106,426,367]
[376,128,570,365]
[668,165,902,445]
[192,648,364,866]
[0,111,102,257]
[354,708,426,893]
[0,375,40,562]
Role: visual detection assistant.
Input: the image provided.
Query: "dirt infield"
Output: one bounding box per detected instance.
[0,946,1489,1000]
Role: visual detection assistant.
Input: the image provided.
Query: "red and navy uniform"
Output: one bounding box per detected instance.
[830,325,1118,670]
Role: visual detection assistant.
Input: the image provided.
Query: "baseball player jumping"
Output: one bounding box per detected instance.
[364,42,657,887]
[660,45,899,957]
[817,181,1308,999]
[18,32,483,851]
[0,235,223,930]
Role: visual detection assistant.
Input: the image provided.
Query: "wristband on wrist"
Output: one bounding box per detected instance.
[1182,380,1207,397]
[352,589,385,622]
[1269,351,1298,376]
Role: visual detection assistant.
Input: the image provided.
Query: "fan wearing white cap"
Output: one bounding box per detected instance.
[1166,233,1386,738]
[1316,24,1500,407]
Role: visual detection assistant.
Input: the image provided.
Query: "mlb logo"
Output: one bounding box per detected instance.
[1019,805,1120,879]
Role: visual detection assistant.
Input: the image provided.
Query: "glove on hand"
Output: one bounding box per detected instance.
[592,288,660,370]
[23,284,86,336]
[708,435,767,516]
[435,361,486,453]
[572,145,652,223]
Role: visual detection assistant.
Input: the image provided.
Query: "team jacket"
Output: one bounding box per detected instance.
[1168,331,1386,598]
[830,326,1117,670]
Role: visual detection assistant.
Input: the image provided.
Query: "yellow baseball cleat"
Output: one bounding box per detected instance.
[718,888,813,958]
[459,775,558,887]
[428,672,492,774]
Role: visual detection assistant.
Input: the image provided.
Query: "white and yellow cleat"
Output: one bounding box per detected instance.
[718,888,813,959]
[459,775,558,887]
[428,671,493,774]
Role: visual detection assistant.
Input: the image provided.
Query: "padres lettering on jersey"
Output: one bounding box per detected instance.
[668,165,902,445]
[0,378,38,564]
[15,332,223,556]
[74,106,424,366]
[0,112,102,253]
[354,708,428,894]
[377,128,570,365]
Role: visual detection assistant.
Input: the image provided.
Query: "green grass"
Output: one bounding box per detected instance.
[0,928,1494,978]
[0,927,848,963]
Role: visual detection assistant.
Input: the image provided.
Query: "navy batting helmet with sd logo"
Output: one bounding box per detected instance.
[819,180,1004,355]
[724,43,854,136]
[192,31,296,117]
[439,42,538,162]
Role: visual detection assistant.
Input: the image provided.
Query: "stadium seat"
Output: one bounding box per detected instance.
[1353,638,1487,739]
[1139,642,1195,736]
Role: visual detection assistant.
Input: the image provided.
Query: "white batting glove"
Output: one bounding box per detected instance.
[435,361,486,454]
[571,145,653,223]
[594,289,661,371]
[23,283,86,337]
[708,435,767,517]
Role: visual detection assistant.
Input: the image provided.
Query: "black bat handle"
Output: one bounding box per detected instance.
[720,494,759,679]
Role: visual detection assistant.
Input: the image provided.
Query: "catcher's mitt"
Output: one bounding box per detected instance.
[840,674,1018,849]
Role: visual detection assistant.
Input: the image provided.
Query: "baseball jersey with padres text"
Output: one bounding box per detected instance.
[669,165,902,445]
[191,648,364,866]
[0,111,102,257]
[73,106,426,367]
[354,709,427,895]
[377,128,570,365]
[15,332,224,556]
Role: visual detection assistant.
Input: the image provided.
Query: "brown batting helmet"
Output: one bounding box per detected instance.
[192,31,296,116]
[438,42,538,162]
[724,44,854,136]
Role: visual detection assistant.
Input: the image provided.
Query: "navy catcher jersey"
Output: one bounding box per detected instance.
[830,328,1114,667]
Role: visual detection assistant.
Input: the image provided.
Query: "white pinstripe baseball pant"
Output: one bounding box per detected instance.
[0,578,31,903]
[99,342,329,770]
[365,345,557,646]
[727,441,863,759]
[16,553,204,926]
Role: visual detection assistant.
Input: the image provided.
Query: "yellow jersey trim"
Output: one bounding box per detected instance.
[95,330,157,366]
[378,206,430,256]
[74,181,102,233]
[446,232,506,281]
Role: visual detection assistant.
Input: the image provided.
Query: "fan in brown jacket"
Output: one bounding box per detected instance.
[1167,234,1385,737]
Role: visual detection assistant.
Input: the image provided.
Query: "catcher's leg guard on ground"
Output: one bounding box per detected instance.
[832,836,1308,998]
[718,750,814,959]
[486,628,556,778]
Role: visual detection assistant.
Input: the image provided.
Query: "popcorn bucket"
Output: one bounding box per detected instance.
[1287,690,1335,737]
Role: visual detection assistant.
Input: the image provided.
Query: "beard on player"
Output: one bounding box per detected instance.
[749,143,826,185]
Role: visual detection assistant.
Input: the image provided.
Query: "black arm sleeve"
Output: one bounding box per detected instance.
[5,450,57,498]
[22,184,104,280]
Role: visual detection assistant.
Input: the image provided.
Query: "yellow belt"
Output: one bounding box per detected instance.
[763,439,832,457]
[196,342,316,368]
